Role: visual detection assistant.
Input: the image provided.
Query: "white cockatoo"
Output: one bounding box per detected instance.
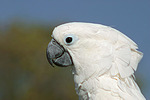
[46,22,145,100]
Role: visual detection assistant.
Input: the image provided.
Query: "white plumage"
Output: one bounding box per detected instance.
[51,22,145,100]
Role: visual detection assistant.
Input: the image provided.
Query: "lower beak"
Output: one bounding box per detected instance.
[46,39,73,67]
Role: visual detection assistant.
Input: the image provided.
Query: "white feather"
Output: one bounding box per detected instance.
[52,22,145,100]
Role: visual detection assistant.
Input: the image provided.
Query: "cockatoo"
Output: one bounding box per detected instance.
[46,22,146,100]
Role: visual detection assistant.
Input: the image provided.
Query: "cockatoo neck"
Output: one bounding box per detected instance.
[72,63,109,98]
[72,64,112,100]
[69,47,112,98]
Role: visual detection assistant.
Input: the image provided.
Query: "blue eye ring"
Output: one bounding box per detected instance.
[64,34,78,45]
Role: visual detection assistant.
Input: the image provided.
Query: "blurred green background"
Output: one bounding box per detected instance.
[0,21,78,100]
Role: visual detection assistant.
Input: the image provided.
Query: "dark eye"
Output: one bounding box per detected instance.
[66,37,73,43]
[64,34,78,45]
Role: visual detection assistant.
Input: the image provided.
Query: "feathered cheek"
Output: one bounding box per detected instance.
[98,41,113,57]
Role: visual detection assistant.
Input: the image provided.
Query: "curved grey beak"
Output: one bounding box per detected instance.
[46,39,73,67]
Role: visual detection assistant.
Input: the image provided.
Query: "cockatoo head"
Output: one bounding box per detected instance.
[47,22,112,72]
[46,22,142,81]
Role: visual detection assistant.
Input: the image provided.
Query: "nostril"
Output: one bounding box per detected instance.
[52,39,57,45]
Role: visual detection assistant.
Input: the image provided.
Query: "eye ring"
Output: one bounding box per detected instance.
[64,34,78,45]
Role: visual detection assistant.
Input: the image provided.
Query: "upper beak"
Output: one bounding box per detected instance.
[46,38,73,67]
